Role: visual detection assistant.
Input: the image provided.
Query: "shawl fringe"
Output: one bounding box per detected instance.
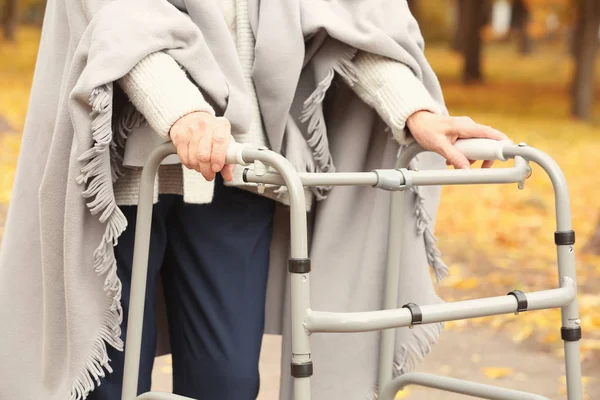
[73,84,127,400]
[299,45,358,200]
[367,321,444,399]
[111,101,146,181]
[407,156,449,282]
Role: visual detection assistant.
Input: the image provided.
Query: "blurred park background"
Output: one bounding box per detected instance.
[1,0,599,399]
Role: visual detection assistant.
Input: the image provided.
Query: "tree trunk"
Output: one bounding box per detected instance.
[571,0,600,120]
[584,218,600,254]
[452,0,467,51]
[511,0,533,54]
[407,0,420,22]
[584,216,600,254]
[463,0,484,83]
[1,0,18,41]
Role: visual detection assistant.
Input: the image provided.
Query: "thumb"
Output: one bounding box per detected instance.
[441,143,471,170]
[221,164,234,181]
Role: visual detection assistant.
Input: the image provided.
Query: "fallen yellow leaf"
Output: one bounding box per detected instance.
[452,277,479,290]
[513,325,533,343]
[482,367,514,379]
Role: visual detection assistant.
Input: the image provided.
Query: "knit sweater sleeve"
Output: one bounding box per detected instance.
[344,51,442,144]
[117,52,215,139]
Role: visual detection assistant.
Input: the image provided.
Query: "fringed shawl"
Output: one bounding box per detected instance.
[0,1,449,399]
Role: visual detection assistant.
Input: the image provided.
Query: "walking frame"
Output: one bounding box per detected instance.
[122,138,583,400]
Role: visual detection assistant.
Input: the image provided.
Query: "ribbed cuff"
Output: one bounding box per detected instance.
[118,52,215,139]
[346,51,441,144]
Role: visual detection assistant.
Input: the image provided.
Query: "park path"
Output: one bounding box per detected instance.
[152,327,598,399]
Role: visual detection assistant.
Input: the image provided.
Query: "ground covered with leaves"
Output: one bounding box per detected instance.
[1,27,599,395]
[427,43,600,374]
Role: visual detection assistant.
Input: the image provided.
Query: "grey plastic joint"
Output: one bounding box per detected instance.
[507,290,528,313]
[291,362,313,378]
[402,303,423,326]
[373,169,408,191]
[561,326,582,341]
[289,258,311,274]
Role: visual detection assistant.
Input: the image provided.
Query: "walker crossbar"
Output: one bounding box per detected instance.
[305,279,575,333]
[123,139,582,400]
[243,155,531,189]
[379,372,550,400]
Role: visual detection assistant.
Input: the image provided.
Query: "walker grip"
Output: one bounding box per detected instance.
[225,142,251,166]
[453,138,511,161]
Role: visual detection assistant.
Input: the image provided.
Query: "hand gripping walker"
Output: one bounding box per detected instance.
[123,138,582,400]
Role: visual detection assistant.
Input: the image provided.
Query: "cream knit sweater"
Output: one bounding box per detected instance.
[114,0,440,207]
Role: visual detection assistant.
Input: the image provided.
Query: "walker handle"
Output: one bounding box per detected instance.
[225,141,251,166]
[226,138,511,166]
[454,138,512,161]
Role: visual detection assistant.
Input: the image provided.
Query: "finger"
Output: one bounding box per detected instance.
[210,118,232,173]
[187,127,201,171]
[175,133,191,167]
[197,127,216,181]
[482,159,494,169]
[446,159,476,166]
[458,123,509,141]
[221,164,234,181]
[440,143,471,169]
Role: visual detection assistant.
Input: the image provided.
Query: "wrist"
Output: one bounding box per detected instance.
[406,110,435,131]
[119,52,215,139]
[170,111,214,138]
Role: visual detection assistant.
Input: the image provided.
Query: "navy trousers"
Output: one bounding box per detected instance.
[88,175,275,400]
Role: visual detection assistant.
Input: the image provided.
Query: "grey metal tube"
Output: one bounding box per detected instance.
[403,156,529,186]
[245,159,529,189]
[396,142,427,167]
[306,283,575,333]
[503,145,571,229]
[241,149,312,400]
[122,143,177,400]
[378,181,407,393]
[503,144,582,400]
[241,149,308,258]
[245,170,379,187]
[379,372,549,400]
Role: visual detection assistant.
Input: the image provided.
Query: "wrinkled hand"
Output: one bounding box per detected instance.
[406,111,510,169]
[170,112,235,181]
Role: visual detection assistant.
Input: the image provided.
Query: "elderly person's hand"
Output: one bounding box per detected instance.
[170,111,235,182]
[406,111,510,170]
